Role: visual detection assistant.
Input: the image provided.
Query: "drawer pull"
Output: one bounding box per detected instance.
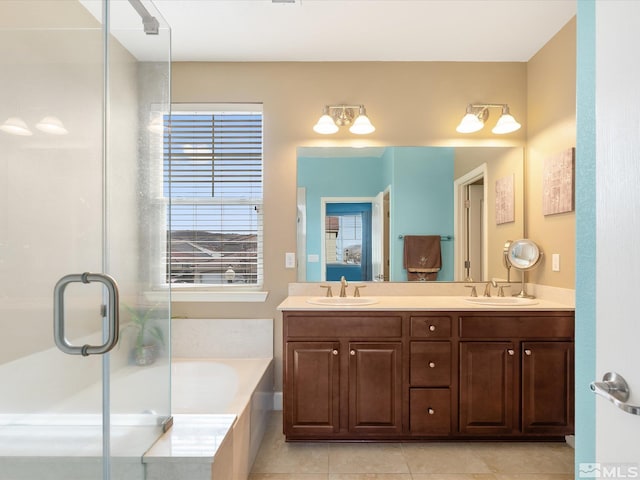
[350,350,356,356]
[428,361,436,368]
[429,325,437,332]
[524,349,532,356]
[332,349,339,356]
[427,408,435,415]
[507,349,515,356]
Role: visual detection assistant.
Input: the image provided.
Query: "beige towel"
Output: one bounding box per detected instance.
[403,235,442,281]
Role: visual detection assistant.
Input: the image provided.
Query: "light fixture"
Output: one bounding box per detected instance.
[456,103,521,135]
[313,104,376,135]
[35,116,68,135]
[0,117,33,136]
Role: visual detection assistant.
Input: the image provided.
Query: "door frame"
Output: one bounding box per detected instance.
[453,164,488,282]
[320,196,375,282]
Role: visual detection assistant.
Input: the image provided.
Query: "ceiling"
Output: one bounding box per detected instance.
[149,0,576,63]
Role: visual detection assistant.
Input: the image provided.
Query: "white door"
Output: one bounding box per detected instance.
[591,0,640,469]
[371,191,385,281]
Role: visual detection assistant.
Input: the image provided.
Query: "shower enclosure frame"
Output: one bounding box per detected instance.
[0,1,172,478]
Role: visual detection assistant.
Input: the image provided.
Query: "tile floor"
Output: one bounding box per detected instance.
[249,412,574,480]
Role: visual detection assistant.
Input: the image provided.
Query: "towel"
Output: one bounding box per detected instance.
[403,235,442,281]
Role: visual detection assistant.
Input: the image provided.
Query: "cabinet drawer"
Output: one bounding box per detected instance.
[410,316,452,338]
[286,314,402,338]
[410,389,451,434]
[459,315,574,339]
[410,342,451,386]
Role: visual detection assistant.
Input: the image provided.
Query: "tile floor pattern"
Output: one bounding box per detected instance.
[249,412,574,480]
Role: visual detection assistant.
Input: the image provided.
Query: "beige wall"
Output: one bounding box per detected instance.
[454,147,525,283]
[173,20,576,392]
[172,61,529,388]
[525,18,577,288]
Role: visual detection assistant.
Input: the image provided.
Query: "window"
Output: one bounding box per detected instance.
[164,104,263,286]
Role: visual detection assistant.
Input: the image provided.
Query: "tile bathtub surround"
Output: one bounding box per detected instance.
[171,318,274,358]
[249,412,574,480]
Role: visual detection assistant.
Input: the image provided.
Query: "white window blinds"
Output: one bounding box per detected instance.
[164,105,263,285]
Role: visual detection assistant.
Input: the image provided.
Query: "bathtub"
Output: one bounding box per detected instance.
[145,357,274,480]
[0,357,274,480]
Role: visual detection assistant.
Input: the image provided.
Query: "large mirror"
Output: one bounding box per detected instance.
[296,146,523,282]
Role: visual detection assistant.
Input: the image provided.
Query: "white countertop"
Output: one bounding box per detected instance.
[277,295,574,312]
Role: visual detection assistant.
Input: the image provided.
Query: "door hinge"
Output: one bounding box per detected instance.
[464,200,471,208]
[100,304,107,317]
[464,260,471,269]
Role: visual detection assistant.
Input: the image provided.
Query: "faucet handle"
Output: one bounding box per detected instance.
[465,285,477,297]
[497,284,511,297]
[320,285,333,297]
[353,285,366,297]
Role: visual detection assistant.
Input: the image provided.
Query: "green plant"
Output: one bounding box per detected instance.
[122,304,165,352]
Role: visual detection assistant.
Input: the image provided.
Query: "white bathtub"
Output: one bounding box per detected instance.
[0,357,274,480]
[145,357,274,480]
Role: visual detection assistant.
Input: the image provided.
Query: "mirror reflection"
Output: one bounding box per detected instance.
[297,146,524,282]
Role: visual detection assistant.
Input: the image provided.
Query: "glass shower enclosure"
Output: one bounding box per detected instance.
[0,1,171,478]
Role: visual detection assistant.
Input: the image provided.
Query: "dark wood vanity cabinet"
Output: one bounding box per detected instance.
[458,314,575,437]
[283,312,403,440]
[408,314,455,436]
[283,309,574,441]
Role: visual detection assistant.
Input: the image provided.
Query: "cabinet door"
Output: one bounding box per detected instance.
[459,341,515,434]
[522,341,574,434]
[348,342,402,434]
[285,342,340,436]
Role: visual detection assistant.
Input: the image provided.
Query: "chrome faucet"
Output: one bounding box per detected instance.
[484,279,498,297]
[339,276,348,297]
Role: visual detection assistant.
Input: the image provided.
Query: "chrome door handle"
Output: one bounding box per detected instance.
[54,272,120,356]
[590,372,640,416]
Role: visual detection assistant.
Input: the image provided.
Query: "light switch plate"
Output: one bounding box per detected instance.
[285,252,296,268]
[552,253,560,272]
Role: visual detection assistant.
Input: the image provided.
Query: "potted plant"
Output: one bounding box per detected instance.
[121,304,165,366]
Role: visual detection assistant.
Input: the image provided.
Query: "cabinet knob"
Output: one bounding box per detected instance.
[507,349,515,356]
[429,325,437,332]
[428,361,436,368]
[427,408,435,415]
[524,349,532,356]
[350,350,356,356]
[332,349,339,356]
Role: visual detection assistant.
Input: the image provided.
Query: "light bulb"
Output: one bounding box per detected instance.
[313,107,339,134]
[349,107,375,135]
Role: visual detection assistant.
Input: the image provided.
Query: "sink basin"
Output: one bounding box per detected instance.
[306,297,379,306]
[464,297,538,306]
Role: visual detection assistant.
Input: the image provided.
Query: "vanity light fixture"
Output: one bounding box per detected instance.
[313,104,376,135]
[456,103,521,135]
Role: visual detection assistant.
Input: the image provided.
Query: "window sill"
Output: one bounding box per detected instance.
[144,289,269,303]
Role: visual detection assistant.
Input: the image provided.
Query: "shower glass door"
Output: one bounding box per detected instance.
[0,1,171,478]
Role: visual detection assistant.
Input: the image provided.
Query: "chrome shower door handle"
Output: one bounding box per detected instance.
[590,372,640,416]
[54,272,120,356]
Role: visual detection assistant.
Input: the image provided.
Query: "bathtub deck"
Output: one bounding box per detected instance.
[145,357,274,480]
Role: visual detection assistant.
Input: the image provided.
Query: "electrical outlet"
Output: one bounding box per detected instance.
[552,254,560,272]
[285,252,296,268]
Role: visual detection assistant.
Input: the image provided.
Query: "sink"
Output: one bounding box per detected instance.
[464,297,538,306]
[306,297,379,306]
